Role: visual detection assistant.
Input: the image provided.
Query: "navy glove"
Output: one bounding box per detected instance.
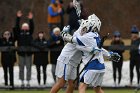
[109,52,121,62]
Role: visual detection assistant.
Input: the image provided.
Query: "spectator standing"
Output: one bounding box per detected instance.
[0,31,16,89]
[130,25,140,86]
[13,11,34,87]
[48,0,63,31]
[32,32,49,85]
[49,27,64,81]
[110,31,124,86]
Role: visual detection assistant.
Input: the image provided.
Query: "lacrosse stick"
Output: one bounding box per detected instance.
[73,0,81,18]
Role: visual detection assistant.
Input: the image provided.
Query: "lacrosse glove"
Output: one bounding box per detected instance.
[109,52,121,62]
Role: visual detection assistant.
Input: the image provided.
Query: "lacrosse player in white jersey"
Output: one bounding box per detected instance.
[61,14,120,93]
[50,19,92,93]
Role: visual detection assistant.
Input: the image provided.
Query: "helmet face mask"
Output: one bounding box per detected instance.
[87,19,98,32]
[79,20,90,35]
[96,19,101,32]
[92,27,98,32]
[80,27,87,36]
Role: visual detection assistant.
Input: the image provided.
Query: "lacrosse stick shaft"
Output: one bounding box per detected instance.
[74,54,95,83]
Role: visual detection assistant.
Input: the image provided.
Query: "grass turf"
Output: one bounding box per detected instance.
[0,89,136,93]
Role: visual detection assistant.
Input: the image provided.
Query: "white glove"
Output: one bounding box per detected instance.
[62,25,70,33]
[61,25,70,37]
[78,19,83,25]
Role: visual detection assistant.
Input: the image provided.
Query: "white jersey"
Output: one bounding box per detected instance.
[57,29,82,67]
[72,32,110,72]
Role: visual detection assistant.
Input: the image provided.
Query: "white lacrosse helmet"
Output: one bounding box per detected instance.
[79,19,93,35]
[88,14,98,20]
[88,14,101,32]
[80,19,97,31]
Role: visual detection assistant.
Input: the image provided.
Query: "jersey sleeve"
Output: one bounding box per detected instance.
[101,48,110,57]
[72,32,95,46]
[76,45,93,52]
[72,35,87,46]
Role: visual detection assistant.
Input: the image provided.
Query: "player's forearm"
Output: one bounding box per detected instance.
[76,45,93,52]
[101,48,110,57]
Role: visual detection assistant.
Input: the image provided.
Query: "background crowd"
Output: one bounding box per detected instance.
[0,0,140,90]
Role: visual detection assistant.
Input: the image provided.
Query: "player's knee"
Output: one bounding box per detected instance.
[59,81,65,88]
[78,85,82,91]
[78,84,87,93]
[68,80,74,87]
[57,78,66,88]
[94,86,104,93]
[79,83,86,90]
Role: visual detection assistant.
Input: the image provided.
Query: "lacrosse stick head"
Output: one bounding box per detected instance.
[73,0,81,17]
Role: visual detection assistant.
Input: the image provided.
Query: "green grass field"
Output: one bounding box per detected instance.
[0,89,137,93]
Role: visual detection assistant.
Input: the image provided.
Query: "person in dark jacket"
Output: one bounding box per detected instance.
[66,1,88,35]
[129,25,140,86]
[59,0,65,30]
[49,27,64,82]
[0,31,16,88]
[110,31,124,87]
[32,32,49,85]
[13,10,34,87]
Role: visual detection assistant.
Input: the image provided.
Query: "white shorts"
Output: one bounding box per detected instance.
[80,70,105,87]
[55,61,77,81]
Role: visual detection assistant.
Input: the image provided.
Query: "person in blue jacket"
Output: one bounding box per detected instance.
[49,27,64,82]
[48,0,63,31]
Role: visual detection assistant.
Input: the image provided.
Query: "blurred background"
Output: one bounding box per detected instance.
[0,0,140,90]
[0,0,140,38]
